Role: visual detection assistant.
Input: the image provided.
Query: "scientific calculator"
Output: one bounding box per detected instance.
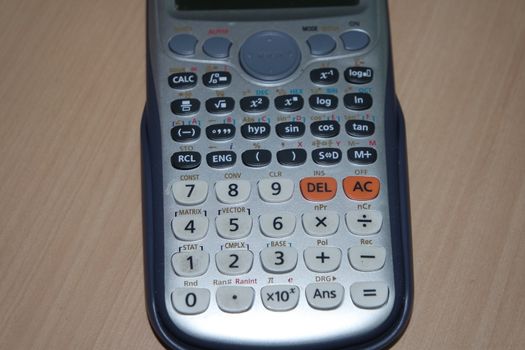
[141,0,413,349]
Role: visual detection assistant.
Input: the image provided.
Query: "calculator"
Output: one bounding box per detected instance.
[141,0,413,349]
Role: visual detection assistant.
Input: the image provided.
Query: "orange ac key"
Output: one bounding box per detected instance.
[343,176,380,200]
[300,177,337,202]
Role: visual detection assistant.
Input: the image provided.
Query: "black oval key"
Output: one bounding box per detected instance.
[241,122,270,140]
[171,98,200,116]
[345,120,375,137]
[312,148,342,165]
[241,149,272,167]
[206,151,236,168]
[275,122,305,139]
[205,97,235,114]
[276,149,307,166]
[171,151,201,170]
[171,125,201,142]
[275,94,304,112]
[344,93,373,110]
[168,72,198,89]
[344,67,374,84]
[310,120,340,138]
[309,94,338,111]
[347,147,377,164]
[206,124,235,141]
[240,96,270,113]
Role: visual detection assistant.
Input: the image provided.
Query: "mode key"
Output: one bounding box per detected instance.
[171,152,201,170]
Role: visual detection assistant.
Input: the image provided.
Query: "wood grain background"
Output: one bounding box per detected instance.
[1,0,524,349]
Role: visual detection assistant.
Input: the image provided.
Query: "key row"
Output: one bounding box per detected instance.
[170,93,372,116]
[168,67,373,90]
[172,246,386,278]
[172,147,377,170]
[172,210,383,241]
[172,177,380,205]
[172,120,375,143]
[172,281,389,315]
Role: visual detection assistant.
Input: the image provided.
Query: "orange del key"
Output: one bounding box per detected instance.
[300,177,337,201]
[343,176,380,200]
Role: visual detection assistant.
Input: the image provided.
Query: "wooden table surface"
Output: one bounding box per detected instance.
[1,0,524,349]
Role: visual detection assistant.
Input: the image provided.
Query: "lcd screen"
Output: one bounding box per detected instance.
[175,0,359,11]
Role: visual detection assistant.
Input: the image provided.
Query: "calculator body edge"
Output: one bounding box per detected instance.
[141,0,413,349]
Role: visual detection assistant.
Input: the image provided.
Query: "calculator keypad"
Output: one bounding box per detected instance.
[163,44,390,319]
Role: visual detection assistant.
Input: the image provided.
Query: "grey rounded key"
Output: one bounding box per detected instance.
[203,37,232,58]
[340,30,370,51]
[239,31,301,81]
[169,34,198,56]
[216,286,255,313]
[306,34,336,56]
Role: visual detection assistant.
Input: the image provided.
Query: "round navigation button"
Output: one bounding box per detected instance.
[239,31,301,81]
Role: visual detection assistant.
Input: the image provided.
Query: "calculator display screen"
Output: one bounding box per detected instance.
[175,0,359,11]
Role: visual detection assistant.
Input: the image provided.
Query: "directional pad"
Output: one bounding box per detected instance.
[239,31,301,81]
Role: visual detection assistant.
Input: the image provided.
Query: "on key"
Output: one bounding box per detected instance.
[242,149,272,167]
[171,151,201,170]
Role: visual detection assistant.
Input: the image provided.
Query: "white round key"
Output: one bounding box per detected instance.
[172,180,208,205]
[261,285,300,311]
[171,251,210,277]
[260,247,298,274]
[216,286,255,313]
[172,288,210,315]
[348,246,386,271]
[216,213,252,239]
[304,247,342,273]
[258,178,294,203]
[171,215,208,241]
[345,210,383,235]
[215,250,254,275]
[305,283,344,310]
[259,212,296,238]
[215,180,251,204]
[350,282,389,309]
[302,211,339,236]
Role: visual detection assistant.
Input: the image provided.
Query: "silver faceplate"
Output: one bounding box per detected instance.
[148,0,395,348]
